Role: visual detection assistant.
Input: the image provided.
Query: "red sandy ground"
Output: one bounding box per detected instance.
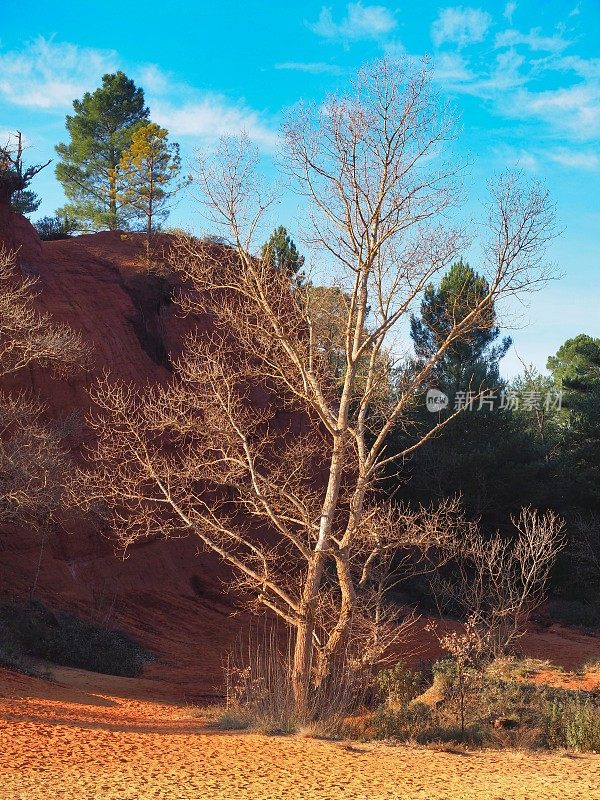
[1,665,599,800]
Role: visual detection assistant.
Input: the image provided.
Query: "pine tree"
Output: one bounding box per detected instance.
[410,259,511,395]
[385,260,522,524]
[261,226,305,284]
[11,189,41,216]
[548,334,600,504]
[118,123,187,239]
[55,71,149,231]
[0,131,49,211]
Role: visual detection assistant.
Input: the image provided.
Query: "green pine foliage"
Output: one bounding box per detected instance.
[261,226,305,284]
[11,188,41,216]
[55,71,149,231]
[118,122,187,237]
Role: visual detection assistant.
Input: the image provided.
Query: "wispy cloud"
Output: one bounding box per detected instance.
[0,39,278,151]
[503,2,517,23]
[494,144,540,172]
[548,148,599,169]
[0,36,118,110]
[554,55,600,80]
[495,144,599,172]
[274,61,343,75]
[433,52,474,82]
[508,83,600,140]
[432,10,600,145]
[495,27,571,53]
[439,48,526,96]
[136,63,172,95]
[431,7,492,48]
[308,3,396,41]
[153,97,279,151]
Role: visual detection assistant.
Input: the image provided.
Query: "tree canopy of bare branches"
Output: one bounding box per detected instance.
[0,247,88,538]
[434,508,566,658]
[81,59,559,714]
[0,131,50,206]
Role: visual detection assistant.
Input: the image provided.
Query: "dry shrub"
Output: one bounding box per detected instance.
[224,625,371,736]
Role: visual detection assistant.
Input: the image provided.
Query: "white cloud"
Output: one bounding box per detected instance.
[431,7,492,48]
[437,48,526,96]
[504,83,600,140]
[153,97,279,151]
[496,144,599,172]
[495,27,571,53]
[434,52,474,82]
[503,2,517,23]
[494,145,539,172]
[308,3,396,41]
[382,40,407,59]
[0,37,118,110]
[136,64,171,95]
[555,55,600,80]
[0,38,278,152]
[274,61,343,75]
[548,149,599,170]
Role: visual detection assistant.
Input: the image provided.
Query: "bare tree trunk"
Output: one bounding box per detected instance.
[30,523,48,602]
[292,434,349,710]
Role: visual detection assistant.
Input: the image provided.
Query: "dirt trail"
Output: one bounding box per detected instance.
[1,667,599,800]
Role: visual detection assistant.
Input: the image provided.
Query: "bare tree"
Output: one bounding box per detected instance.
[0,131,50,207]
[434,508,566,657]
[0,247,88,589]
[81,59,557,714]
[0,247,86,378]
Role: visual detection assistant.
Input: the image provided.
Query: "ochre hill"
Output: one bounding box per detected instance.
[0,207,239,701]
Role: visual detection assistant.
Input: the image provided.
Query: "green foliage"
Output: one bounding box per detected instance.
[386,263,549,528]
[548,334,600,505]
[55,71,149,231]
[34,214,76,240]
[0,601,153,677]
[376,661,421,707]
[261,226,305,284]
[118,122,187,237]
[368,658,600,751]
[372,702,433,740]
[545,697,600,752]
[11,188,41,216]
[410,259,511,394]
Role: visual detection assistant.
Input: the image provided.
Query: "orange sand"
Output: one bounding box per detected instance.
[1,667,599,800]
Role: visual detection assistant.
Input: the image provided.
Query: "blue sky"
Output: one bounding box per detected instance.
[1,1,598,376]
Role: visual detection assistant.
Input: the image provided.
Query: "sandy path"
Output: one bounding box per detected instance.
[1,669,599,800]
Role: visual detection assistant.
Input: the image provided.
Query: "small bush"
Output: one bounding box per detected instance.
[0,601,153,677]
[0,620,38,675]
[214,708,251,731]
[365,657,600,752]
[545,697,600,752]
[372,702,432,741]
[546,599,600,630]
[376,661,421,708]
[34,214,76,241]
[431,658,459,689]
